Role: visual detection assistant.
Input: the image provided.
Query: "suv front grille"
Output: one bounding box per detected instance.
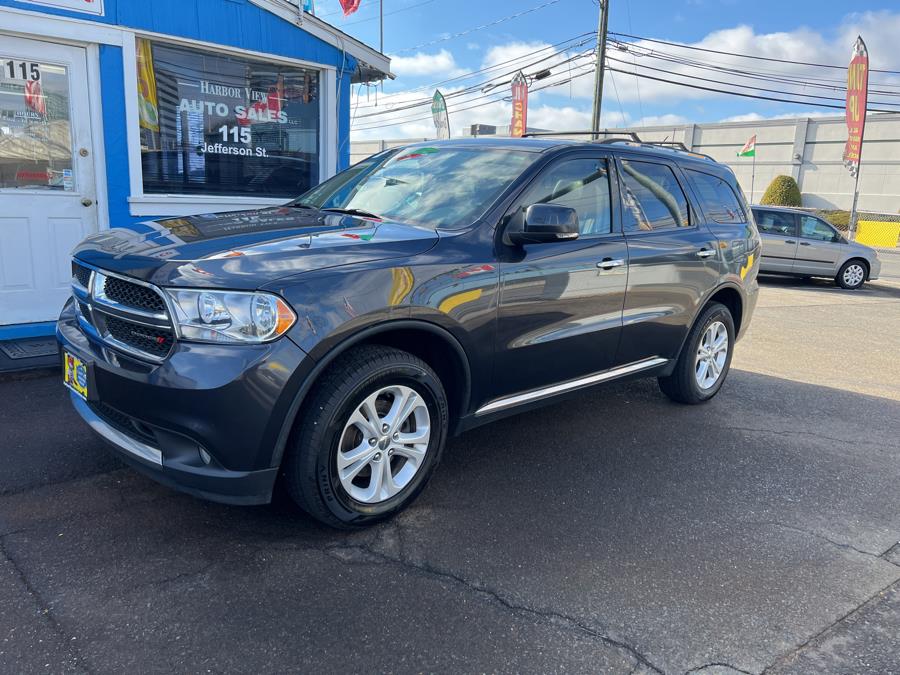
[104,276,167,313]
[104,315,174,358]
[71,260,175,363]
[72,261,91,288]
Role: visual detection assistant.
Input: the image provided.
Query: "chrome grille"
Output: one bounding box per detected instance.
[71,260,175,363]
[104,276,167,313]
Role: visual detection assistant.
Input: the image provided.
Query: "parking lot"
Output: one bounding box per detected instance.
[1,265,898,674]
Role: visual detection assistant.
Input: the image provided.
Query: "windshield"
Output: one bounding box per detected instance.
[292,146,539,229]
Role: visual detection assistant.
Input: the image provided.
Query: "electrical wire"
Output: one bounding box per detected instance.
[609,31,900,75]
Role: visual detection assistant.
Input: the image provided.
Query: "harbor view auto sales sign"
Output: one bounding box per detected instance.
[843,36,869,177]
[18,0,104,15]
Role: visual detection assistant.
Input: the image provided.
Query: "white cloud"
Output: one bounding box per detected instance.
[387,49,466,77]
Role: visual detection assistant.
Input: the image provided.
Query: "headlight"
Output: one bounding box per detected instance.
[164,289,295,343]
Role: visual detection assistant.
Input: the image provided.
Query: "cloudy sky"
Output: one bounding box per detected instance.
[310,1,900,139]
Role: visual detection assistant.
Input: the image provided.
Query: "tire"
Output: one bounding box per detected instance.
[281,345,448,529]
[658,302,735,405]
[835,259,867,290]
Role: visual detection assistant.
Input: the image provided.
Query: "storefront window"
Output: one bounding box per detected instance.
[0,58,73,191]
[136,39,320,199]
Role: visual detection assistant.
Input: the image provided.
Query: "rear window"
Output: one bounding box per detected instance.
[753,209,797,236]
[619,160,690,231]
[686,170,747,224]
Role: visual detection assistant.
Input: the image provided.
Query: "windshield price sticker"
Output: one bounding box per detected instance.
[3,60,41,82]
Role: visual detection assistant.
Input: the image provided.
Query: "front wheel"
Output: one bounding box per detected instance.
[836,260,867,289]
[281,345,448,529]
[658,302,735,404]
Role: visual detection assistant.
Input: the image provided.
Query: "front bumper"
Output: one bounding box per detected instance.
[869,256,881,280]
[57,299,313,505]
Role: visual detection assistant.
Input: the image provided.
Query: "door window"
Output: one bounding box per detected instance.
[619,160,690,231]
[799,216,837,242]
[685,169,746,224]
[753,210,797,236]
[518,158,613,236]
[0,58,74,191]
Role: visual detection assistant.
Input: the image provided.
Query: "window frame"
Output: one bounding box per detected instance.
[752,209,799,238]
[684,168,748,225]
[502,149,623,241]
[613,154,697,235]
[121,31,337,217]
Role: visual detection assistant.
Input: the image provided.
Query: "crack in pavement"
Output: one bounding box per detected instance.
[727,426,898,450]
[760,577,900,674]
[748,521,900,568]
[323,537,665,674]
[684,662,755,675]
[0,532,92,674]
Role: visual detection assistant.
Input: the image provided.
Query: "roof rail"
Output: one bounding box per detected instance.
[521,130,715,161]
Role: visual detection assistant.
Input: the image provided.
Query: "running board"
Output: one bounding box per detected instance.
[475,357,669,416]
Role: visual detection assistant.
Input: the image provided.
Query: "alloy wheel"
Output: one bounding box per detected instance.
[336,385,431,504]
[695,320,729,390]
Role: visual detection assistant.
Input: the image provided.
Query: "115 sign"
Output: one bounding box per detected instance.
[3,60,41,81]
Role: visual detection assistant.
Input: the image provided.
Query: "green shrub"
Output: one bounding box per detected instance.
[760,175,803,207]
[817,210,850,230]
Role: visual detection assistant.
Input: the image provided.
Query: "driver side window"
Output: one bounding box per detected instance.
[800,216,837,242]
[518,158,613,237]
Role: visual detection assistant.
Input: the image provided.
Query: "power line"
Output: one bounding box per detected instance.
[609,30,900,75]
[395,0,566,53]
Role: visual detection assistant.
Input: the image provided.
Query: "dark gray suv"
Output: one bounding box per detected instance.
[58,138,760,528]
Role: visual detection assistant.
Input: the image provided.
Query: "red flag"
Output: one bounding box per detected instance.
[339,0,361,16]
[509,71,528,138]
[24,79,46,116]
[843,36,869,177]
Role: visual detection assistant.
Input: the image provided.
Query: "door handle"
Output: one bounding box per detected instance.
[785,240,796,244]
[81,198,93,207]
[696,248,716,258]
[596,258,625,270]
[799,242,811,246]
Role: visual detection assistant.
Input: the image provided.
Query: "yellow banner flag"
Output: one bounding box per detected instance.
[136,38,159,132]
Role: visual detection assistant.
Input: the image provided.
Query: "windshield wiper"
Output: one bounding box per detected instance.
[321,207,382,220]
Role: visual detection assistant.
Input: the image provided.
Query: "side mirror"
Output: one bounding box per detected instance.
[509,204,580,245]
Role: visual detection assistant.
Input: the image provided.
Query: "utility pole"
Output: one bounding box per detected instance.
[380,0,384,53]
[591,0,609,138]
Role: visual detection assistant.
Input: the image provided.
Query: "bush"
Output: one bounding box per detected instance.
[817,210,850,230]
[760,175,803,207]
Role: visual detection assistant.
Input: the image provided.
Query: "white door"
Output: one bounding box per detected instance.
[0,36,98,325]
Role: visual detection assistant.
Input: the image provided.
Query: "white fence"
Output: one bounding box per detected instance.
[350,114,900,212]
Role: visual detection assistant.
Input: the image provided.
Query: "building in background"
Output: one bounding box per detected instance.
[352,114,900,213]
[0,0,390,338]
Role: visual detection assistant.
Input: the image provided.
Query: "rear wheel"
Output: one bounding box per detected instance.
[658,302,735,404]
[836,259,867,289]
[281,345,448,529]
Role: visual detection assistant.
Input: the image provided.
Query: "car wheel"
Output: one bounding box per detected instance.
[836,259,867,289]
[282,344,448,529]
[658,302,735,405]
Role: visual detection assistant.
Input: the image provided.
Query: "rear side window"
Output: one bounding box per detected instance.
[619,160,690,231]
[686,170,746,224]
[753,209,797,236]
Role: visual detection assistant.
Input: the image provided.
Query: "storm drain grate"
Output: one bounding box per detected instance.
[0,338,59,360]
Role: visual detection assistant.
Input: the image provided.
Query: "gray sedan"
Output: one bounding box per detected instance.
[752,206,882,289]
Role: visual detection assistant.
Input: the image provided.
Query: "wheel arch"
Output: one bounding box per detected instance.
[271,320,472,467]
[842,256,870,280]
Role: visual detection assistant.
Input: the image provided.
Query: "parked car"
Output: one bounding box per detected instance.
[752,205,881,289]
[58,138,759,528]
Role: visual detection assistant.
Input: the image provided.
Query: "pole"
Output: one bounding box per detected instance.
[590,0,609,138]
[379,0,384,53]
[750,152,756,204]
[848,112,867,241]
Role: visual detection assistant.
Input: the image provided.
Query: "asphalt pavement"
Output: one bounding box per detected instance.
[1,276,898,674]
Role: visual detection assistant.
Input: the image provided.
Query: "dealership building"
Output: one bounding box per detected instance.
[0,0,390,343]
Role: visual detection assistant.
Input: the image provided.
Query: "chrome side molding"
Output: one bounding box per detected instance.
[475,357,669,416]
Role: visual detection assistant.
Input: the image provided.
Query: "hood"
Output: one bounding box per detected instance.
[72,207,439,289]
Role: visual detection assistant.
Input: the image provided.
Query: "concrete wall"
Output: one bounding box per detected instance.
[351,115,900,212]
